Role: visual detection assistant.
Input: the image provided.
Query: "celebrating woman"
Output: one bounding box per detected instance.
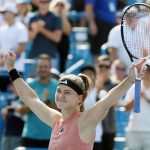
[2,51,146,150]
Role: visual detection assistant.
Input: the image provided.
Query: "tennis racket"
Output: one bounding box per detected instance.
[121,3,150,113]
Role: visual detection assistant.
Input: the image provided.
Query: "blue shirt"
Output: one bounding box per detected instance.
[29,12,62,58]
[22,78,58,140]
[85,0,117,24]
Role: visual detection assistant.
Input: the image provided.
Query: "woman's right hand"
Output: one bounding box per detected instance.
[3,51,16,71]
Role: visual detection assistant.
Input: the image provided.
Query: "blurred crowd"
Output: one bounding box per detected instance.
[0,0,150,150]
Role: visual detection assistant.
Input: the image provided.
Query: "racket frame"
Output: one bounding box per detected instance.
[121,3,150,113]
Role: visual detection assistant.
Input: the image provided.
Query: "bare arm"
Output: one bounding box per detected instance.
[81,77,134,129]
[85,4,97,35]
[12,78,61,127]
[14,43,26,56]
[15,104,30,116]
[124,99,134,112]
[3,51,61,127]
[28,29,38,42]
[61,14,71,35]
[80,61,146,129]
[108,47,118,61]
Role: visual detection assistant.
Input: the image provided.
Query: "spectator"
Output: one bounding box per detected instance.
[20,54,58,148]
[85,0,117,58]
[1,83,24,150]
[107,23,131,69]
[96,55,117,150]
[0,2,28,92]
[28,0,62,69]
[111,59,127,84]
[111,59,127,105]
[80,65,103,150]
[124,60,150,150]
[49,0,71,72]
[16,0,34,26]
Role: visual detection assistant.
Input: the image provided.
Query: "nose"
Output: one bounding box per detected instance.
[60,92,65,99]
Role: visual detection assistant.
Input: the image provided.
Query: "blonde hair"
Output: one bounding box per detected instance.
[59,74,91,111]
[49,0,70,13]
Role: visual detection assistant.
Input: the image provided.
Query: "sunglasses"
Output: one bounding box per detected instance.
[40,0,51,3]
[99,64,111,69]
[116,67,126,71]
[56,3,64,7]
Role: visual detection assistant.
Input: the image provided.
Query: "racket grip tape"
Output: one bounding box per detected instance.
[134,79,141,113]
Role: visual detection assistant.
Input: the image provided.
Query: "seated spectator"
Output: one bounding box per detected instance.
[1,83,24,150]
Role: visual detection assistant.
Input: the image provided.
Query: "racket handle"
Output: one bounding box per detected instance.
[134,79,141,113]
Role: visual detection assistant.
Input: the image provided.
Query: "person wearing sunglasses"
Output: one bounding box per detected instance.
[96,55,117,150]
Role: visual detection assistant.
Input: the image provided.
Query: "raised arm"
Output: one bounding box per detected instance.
[81,61,146,129]
[3,51,61,127]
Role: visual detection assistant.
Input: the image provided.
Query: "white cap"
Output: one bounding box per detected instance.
[0,3,18,14]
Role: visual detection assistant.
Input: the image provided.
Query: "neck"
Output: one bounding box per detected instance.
[39,8,49,16]
[61,108,79,120]
[7,20,15,26]
[40,77,50,84]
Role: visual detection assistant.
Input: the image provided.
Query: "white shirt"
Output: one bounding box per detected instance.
[0,21,28,72]
[107,24,131,68]
[84,88,103,142]
[125,83,150,132]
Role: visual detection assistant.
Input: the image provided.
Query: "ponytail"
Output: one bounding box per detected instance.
[78,73,91,112]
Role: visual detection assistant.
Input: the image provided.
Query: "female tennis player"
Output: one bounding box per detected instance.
[2,51,146,150]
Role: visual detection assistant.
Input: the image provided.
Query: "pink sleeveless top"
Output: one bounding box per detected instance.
[48,112,94,150]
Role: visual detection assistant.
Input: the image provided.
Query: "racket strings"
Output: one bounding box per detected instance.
[123,5,150,59]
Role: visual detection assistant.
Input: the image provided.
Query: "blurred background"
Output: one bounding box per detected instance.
[0,0,150,150]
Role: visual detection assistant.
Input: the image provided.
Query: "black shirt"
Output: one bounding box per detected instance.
[4,96,24,136]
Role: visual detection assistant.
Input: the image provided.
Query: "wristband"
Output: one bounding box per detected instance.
[9,69,21,82]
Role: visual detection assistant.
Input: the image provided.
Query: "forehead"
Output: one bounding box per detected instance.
[37,59,50,65]
[98,60,111,65]
[57,84,76,93]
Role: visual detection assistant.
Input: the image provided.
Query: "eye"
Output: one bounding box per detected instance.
[64,91,71,95]
[56,89,61,93]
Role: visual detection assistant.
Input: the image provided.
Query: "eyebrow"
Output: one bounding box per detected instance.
[57,88,72,92]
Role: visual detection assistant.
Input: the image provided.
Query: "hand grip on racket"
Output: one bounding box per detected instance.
[121,3,150,113]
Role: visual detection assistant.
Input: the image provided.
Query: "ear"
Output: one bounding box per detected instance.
[77,95,83,105]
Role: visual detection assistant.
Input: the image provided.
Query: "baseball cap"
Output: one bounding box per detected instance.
[0,2,18,14]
